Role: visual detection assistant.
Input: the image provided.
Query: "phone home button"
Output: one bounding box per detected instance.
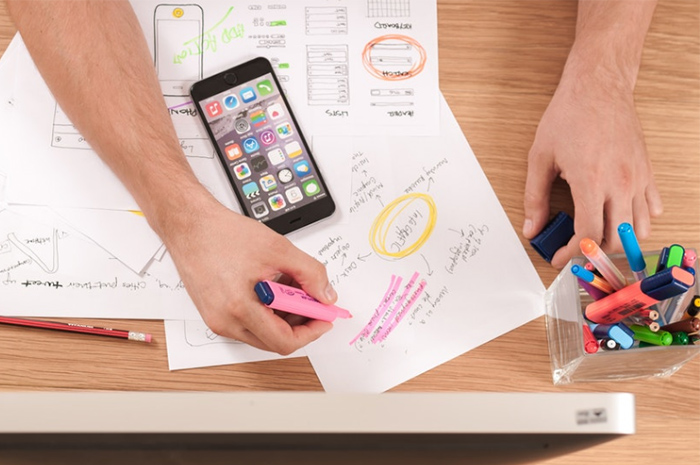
[224,73,237,85]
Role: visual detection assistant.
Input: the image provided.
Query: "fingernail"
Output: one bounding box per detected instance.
[523,219,533,237]
[325,283,337,302]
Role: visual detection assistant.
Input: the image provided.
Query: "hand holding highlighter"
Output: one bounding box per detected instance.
[254,280,352,322]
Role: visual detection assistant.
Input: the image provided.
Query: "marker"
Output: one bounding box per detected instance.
[584,262,603,278]
[599,338,621,351]
[580,238,627,290]
[671,332,690,345]
[655,247,670,274]
[660,317,700,335]
[682,295,700,320]
[682,249,697,269]
[617,223,647,282]
[661,244,690,324]
[582,324,599,354]
[690,334,700,345]
[254,280,352,322]
[639,309,660,320]
[589,322,634,349]
[666,244,685,268]
[585,267,695,324]
[571,265,614,294]
[629,325,672,346]
[0,316,152,342]
[577,278,609,301]
[637,319,660,332]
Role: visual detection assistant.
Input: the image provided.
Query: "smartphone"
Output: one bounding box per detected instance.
[191,57,335,235]
[154,4,204,96]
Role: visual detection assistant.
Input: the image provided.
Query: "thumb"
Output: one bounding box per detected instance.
[278,242,338,305]
[523,149,557,239]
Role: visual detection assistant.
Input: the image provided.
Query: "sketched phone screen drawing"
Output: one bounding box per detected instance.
[191,58,335,235]
[154,4,204,96]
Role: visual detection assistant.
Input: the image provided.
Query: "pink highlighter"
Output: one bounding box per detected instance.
[585,266,695,324]
[254,280,352,322]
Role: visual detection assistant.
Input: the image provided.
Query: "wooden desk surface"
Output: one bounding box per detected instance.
[0,1,698,464]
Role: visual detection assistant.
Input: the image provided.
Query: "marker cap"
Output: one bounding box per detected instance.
[617,223,645,272]
[254,281,275,305]
[530,212,575,263]
[640,267,695,301]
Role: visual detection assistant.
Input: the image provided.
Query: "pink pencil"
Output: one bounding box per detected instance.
[0,316,152,342]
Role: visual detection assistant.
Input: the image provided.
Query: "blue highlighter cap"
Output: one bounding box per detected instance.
[618,223,645,273]
[530,212,575,263]
[254,281,275,305]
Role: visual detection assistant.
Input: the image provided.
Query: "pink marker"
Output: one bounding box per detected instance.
[580,238,628,291]
[254,280,352,322]
[682,249,697,269]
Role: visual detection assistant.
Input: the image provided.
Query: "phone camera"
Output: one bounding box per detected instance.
[224,73,237,85]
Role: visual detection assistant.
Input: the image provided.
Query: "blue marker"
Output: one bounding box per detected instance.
[618,223,646,282]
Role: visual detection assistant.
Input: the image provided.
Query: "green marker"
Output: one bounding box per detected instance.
[671,331,689,345]
[667,244,685,268]
[630,325,672,346]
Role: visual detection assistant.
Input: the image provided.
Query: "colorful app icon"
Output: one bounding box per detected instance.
[234,117,250,134]
[257,79,273,96]
[277,168,293,184]
[267,103,284,120]
[205,101,222,118]
[250,108,267,127]
[259,130,276,146]
[223,94,239,110]
[284,141,303,158]
[242,181,260,200]
[242,137,260,154]
[285,186,303,204]
[259,174,277,192]
[267,148,285,165]
[293,160,311,178]
[225,143,242,160]
[276,122,293,139]
[233,162,251,180]
[268,194,286,211]
[302,179,321,197]
[250,155,268,172]
[240,87,257,103]
[251,201,269,219]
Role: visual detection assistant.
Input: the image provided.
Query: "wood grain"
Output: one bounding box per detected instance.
[0,1,698,464]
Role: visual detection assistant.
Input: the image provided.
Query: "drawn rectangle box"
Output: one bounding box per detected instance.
[308,65,349,77]
[545,250,700,385]
[307,52,348,64]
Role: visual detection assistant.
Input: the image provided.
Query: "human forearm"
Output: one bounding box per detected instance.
[7,0,212,239]
[564,0,658,91]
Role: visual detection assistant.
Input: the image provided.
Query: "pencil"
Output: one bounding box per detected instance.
[0,316,152,343]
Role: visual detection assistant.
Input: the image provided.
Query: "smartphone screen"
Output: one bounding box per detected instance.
[191,58,335,235]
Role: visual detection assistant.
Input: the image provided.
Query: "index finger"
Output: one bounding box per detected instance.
[550,189,605,269]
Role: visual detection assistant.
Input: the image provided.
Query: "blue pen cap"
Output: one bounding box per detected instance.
[640,266,693,301]
[617,223,645,273]
[571,264,595,282]
[254,281,275,305]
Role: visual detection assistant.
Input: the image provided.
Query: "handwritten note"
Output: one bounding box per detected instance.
[295,95,544,392]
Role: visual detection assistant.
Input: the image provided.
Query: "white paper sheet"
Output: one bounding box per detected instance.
[6,0,437,208]
[161,96,544,383]
[164,319,304,370]
[51,207,163,275]
[295,95,545,392]
[0,207,197,319]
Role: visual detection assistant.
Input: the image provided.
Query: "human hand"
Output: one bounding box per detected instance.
[162,194,337,355]
[523,69,663,269]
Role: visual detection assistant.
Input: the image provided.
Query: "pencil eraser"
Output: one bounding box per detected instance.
[529,211,575,263]
[145,334,152,343]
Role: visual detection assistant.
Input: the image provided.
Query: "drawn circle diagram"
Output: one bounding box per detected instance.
[369,193,437,259]
[362,34,427,81]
